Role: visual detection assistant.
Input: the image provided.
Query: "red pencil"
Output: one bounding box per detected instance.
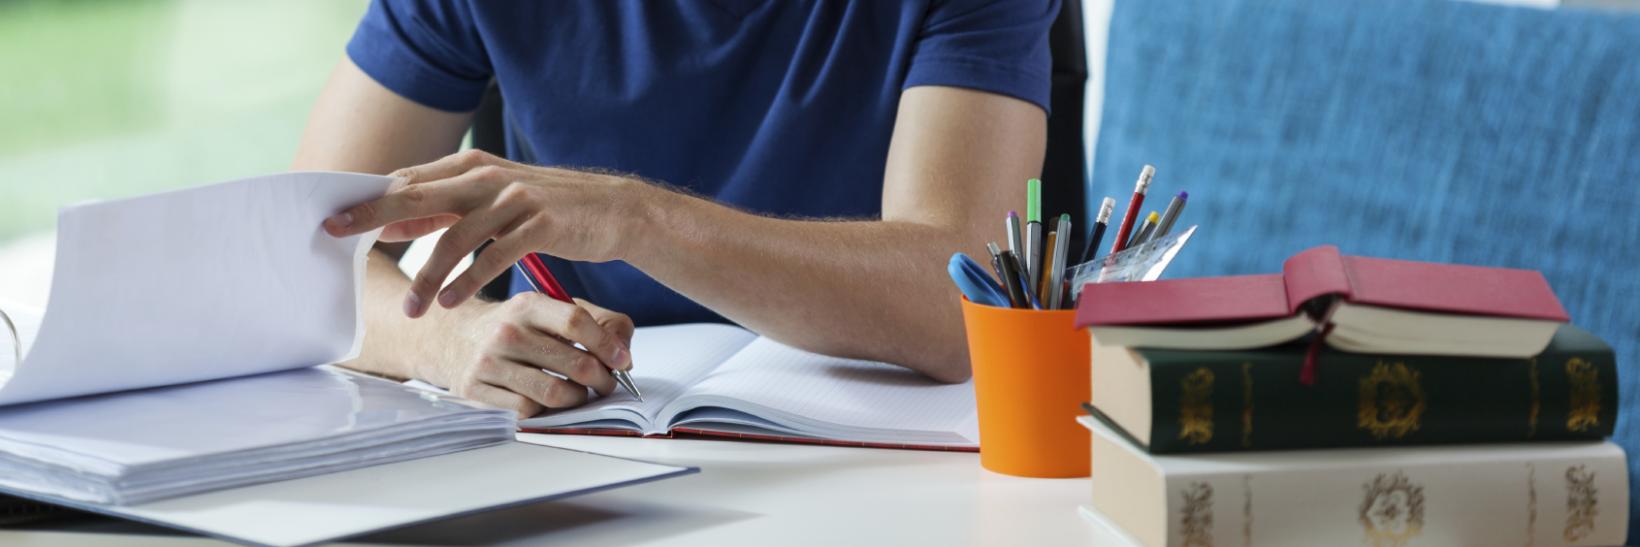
[1110,165,1155,255]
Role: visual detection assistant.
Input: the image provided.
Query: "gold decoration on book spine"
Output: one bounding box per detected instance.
[1178,368,1215,445]
[1240,362,1253,449]
[1356,362,1426,439]
[1528,358,1540,438]
[1179,481,1214,547]
[1241,474,1253,547]
[1521,465,1535,547]
[1358,471,1425,547]
[1563,465,1599,542]
[1527,463,1537,547]
[1565,358,1601,433]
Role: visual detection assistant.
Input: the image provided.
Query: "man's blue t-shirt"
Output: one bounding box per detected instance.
[346,0,1056,326]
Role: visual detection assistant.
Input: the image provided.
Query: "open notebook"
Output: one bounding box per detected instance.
[516,324,980,450]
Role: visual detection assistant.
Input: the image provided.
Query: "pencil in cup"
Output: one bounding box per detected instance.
[1110,165,1154,255]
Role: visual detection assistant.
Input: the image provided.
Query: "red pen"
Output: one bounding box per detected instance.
[1109,165,1154,255]
[519,253,571,302]
[513,254,643,402]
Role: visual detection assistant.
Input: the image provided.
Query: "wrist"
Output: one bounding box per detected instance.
[617,177,688,264]
[407,299,488,384]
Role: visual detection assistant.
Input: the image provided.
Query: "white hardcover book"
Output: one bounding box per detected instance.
[1080,416,1629,547]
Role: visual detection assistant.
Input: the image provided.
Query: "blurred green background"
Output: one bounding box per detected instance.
[0,0,369,243]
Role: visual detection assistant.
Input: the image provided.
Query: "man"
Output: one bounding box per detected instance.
[295,1,1055,416]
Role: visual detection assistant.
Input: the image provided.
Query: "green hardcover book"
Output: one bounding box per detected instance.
[1088,324,1617,453]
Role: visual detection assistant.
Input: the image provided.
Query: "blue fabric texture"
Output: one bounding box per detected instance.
[1095,0,1640,538]
[346,0,1057,325]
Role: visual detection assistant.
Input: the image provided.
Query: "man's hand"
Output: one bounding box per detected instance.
[293,60,641,410]
[322,150,656,319]
[424,294,636,418]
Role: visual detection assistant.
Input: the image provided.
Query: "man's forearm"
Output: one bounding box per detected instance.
[626,190,985,383]
[344,248,474,381]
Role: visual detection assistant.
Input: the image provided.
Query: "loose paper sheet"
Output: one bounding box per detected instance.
[0,172,391,405]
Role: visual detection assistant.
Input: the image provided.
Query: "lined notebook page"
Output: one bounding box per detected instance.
[672,337,977,442]
[524,323,756,431]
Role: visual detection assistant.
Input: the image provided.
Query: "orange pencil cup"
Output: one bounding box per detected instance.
[960,298,1090,478]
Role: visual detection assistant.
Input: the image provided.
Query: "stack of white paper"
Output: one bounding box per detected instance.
[0,172,516,506]
[0,367,514,504]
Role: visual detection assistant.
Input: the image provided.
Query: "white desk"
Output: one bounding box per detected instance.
[0,233,1136,546]
[1,433,1137,546]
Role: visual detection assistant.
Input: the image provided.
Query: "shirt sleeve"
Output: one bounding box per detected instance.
[345,0,492,112]
[904,0,1059,113]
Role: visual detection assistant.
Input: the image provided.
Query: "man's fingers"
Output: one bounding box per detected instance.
[514,295,632,373]
[576,298,636,370]
[324,178,479,237]
[436,220,543,312]
[378,214,460,243]
[459,381,543,419]
[474,354,594,407]
[484,320,616,397]
[576,298,636,345]
[390,149,515,187]
[405,205,525,317]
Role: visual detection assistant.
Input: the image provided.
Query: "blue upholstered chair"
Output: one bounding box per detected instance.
[1084,0,1640,537]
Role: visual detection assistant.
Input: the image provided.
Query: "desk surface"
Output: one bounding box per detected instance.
[0,234,1133,546]
[0,433,1136,546]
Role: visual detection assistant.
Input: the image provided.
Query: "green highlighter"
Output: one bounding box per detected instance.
[1024,178,1043,301]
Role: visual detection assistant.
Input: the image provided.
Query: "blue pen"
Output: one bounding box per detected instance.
[948,253,1010,308]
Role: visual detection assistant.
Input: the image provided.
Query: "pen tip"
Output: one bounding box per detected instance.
[1147,211,1160,221]
[1008,210,1017,218]
[1178,191,1189,200]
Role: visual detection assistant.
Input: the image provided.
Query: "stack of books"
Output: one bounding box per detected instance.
[1073,245,1627,546]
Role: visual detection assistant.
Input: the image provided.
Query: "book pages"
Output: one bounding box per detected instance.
[666,336,979,445]
[521,323,757,432]
[0,172,391,406]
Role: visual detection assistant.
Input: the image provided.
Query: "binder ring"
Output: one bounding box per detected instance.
[0,307,18,365]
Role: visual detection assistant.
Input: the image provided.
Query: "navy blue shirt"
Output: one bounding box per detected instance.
[347,0,1056,325]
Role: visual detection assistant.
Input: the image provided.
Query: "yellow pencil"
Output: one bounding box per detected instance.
[1129,211,1161,247]
[1039,230,1058,303]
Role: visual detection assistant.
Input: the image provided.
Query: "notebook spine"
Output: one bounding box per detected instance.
[1137,339,1617,453]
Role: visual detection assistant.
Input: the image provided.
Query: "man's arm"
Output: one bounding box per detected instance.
[291,59,472,380]
[627,87,1043,382]
[327,85,1043,383]
[295,59,638,417]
